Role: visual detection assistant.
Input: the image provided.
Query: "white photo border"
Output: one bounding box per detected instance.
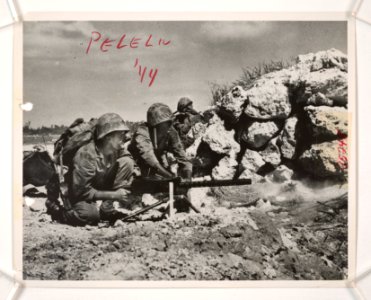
[12,11,357,289]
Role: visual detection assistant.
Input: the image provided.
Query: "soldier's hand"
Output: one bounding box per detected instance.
[155,164,175,179]
[115,188,131,202]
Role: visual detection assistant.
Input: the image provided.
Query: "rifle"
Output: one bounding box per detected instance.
[58,146,72,211]
[121,177,252,221]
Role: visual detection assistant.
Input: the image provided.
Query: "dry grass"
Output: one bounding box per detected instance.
[209,59,294,105]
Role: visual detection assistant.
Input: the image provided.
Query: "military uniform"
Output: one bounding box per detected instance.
[128,124,192,178]
[46,141,134,226]
[173,97,207,148]
[173,112,203,148]
[46,113,134,226]
[69,141,134,224]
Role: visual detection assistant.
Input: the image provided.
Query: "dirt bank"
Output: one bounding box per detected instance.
[23,181,348,281]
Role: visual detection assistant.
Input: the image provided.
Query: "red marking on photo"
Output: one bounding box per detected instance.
[336,130,348,172]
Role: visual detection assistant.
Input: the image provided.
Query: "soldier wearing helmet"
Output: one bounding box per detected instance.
[128,103,192,179]
[48,113,136,226]
[173,97,205,148]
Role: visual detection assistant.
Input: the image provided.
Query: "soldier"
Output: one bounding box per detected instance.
[128,103,192,180]
[46,113,135,226]
[173,97,205,148]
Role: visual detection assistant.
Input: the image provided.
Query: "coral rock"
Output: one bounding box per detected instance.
[244,80,291,120]
[298,140,348,178]
[216,86,248,120]
[298,68,347,107]
[305,105,348,141]
[212,156,238,180]
[278,117,298,160]
[259,137,281,167]
[240,121,280,149]
[202,115,240,155]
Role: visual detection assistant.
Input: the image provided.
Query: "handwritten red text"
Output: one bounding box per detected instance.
[85,31,170,87]
[133,58,158,87]
[336,130,348,172]
[85,32,171,54]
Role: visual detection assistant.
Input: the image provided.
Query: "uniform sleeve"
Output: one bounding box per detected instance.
[168,127,192,172]
[71,148,98,201]
[174,114,192,135]
[133,128,162,169]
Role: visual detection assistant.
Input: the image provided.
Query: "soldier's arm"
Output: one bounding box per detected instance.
[134,128,174,178]
[174,114,192,134]
[93,189,129,202]
[168,127,193,179]
[72,149,129,203]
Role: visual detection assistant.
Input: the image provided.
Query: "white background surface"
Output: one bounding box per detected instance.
[1,0,370,299]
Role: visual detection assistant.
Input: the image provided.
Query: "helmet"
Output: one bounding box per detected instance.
[147,103,173,127]
[177,97,193,113]
[95,113,129,140]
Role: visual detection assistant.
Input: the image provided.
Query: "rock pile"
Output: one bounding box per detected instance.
[187,49,348,181]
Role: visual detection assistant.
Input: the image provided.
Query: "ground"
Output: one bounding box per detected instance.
[23,181,348,281]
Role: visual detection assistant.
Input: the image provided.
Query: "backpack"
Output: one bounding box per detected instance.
[23,149,56,187]
[53,118,97,167]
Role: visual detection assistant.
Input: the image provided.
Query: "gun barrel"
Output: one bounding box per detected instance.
[179,178,252,189]
[123,177,252,195]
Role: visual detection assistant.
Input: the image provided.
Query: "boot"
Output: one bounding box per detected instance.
[45,198,65,221]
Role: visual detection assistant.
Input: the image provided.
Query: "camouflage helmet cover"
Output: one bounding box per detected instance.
[147,103,173,127]
[96,113,129,140]
[177,97,193,112]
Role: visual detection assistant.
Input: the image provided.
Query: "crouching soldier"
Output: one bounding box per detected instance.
[128,103,192,180]
[46,113,135,226]
[173,97,206,148]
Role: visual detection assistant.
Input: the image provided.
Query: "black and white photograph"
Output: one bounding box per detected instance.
[22,20,350,281]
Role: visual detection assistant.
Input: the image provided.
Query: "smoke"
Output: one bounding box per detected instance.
[252,179,347,205]
[210,178,347,208]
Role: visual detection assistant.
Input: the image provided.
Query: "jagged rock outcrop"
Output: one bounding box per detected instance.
[296,48,347,72]
[186,48,348,181]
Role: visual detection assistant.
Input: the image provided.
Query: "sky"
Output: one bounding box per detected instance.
[23,21,347,127]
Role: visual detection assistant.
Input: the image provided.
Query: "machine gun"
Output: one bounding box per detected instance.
[120,177,252,221]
